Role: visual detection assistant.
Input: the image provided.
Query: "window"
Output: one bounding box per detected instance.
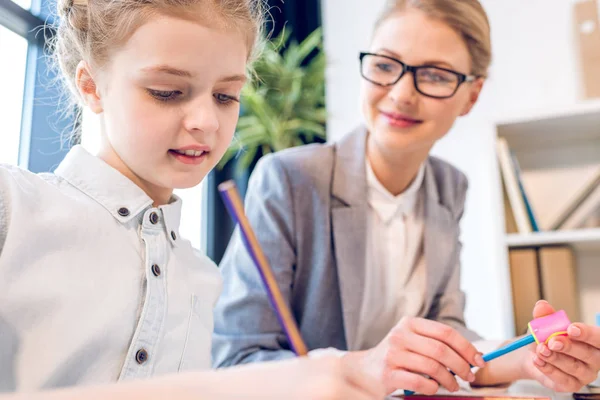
[10,0,32,10]
[0,25,28,165]
[1,0,73,173]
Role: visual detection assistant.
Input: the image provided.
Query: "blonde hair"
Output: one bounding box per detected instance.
[375,0,491,77]
[51,0,266,106]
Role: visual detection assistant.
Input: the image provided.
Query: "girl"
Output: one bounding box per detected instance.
[0,0,384,399]
[213,0,600,395]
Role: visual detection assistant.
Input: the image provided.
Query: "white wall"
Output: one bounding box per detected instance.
[0,27,28,166]
[322,0,590,339]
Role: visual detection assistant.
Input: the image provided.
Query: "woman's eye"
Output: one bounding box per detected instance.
[376,63,394,73]
[420,70,455,84]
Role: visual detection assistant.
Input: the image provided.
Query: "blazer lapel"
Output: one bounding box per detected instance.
[422,161,457,314]
[331,126,369,350]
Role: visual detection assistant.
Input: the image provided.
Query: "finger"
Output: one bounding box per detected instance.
[568,323,600,349]
[532,300,556,319]
[388,350,461,392]
[537,344,597,385]
[344,361,386,399]
[407,319,483,370]
[532,354,586,392]
[399,328,474,383]
[547,336,600,368]
[385,369,439,396]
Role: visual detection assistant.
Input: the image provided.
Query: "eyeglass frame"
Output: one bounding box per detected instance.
[359,52,478,99]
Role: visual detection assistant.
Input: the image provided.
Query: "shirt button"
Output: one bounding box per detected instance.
[135,348,148,364]
[149,212,159,224]
[118,207,130,217]
[171,231,177,240]
[151,264,161,277]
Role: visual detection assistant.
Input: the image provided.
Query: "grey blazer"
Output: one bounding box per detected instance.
[212,126,480,368]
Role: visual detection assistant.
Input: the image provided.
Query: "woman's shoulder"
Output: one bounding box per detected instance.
[252,142,336,187]
[426,156,469,212]
[426,156,468,186]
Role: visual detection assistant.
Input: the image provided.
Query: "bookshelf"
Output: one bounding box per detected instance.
[506,228,600,251]
[497,100,600,233]
[495,100,600,331]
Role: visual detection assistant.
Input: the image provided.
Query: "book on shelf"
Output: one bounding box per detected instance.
[538,246,581,322]
[497,137,532,234]
[508,246,580,336]
[510,152,540,232]
[508,248,541,335]
[503,182,519,234]
[556,178,600,230]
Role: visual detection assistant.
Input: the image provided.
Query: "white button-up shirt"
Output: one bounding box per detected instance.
[0,146,222,391]
[355,161,426,350]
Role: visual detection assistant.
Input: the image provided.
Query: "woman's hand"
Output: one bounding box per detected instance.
[343,317,485,395]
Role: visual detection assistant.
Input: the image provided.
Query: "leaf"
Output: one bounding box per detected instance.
[281,73,303,118]
[225,27,326,172]
[287,28,322,69]
[236,144,259,173]
[283,119,327,138]
[217,143,242,169]
[235,124,269,148]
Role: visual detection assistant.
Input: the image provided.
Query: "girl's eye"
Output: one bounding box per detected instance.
[214,93,240,105]
[148,89,182,102]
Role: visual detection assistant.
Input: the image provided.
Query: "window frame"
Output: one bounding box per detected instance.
[1,0,72,173]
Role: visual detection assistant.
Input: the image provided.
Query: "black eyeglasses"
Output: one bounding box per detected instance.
[359,52,477,99]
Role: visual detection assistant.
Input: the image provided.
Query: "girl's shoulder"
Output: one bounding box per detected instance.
[0,163,63,200]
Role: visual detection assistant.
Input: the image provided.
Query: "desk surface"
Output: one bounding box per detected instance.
[389,380,579,400]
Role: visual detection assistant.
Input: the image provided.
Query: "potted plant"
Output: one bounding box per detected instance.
[207,27,327,263]
[217,26,327,175]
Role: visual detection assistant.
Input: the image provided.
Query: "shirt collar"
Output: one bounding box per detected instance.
[366,159,425,223]
[55,146,182,244]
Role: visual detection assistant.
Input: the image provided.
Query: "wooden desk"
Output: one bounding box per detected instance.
[388,379,589,400]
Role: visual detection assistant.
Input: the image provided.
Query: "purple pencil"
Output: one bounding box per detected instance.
[218,180,309,356]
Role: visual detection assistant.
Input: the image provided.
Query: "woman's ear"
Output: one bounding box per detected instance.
[460,78,485,116]
[75,60,103,114]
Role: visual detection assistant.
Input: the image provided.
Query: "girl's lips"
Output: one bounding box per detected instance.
[168,149,208,165]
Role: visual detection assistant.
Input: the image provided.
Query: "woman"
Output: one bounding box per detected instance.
[213,0,600,395]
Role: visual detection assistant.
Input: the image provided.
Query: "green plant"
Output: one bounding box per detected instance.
[218,27,327,173]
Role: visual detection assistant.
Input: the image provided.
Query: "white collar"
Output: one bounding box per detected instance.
[366,159,425,223]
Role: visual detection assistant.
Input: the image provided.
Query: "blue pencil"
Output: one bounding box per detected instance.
[482,334,536,362]
[404,334,536,396]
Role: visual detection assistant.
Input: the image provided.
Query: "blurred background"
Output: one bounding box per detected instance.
[1,0,599,341]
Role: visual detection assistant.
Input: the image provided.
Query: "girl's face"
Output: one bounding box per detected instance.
[361,8,484,160]
[78,14,248,204]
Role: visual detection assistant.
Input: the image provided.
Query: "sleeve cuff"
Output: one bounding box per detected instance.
[307,347,348,358]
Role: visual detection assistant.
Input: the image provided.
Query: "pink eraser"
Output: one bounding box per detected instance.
[528,309,571,344]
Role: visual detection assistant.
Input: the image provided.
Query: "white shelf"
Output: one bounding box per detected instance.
[495,100,600,150]
[496,98,600,128]
[506,228,600,250]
